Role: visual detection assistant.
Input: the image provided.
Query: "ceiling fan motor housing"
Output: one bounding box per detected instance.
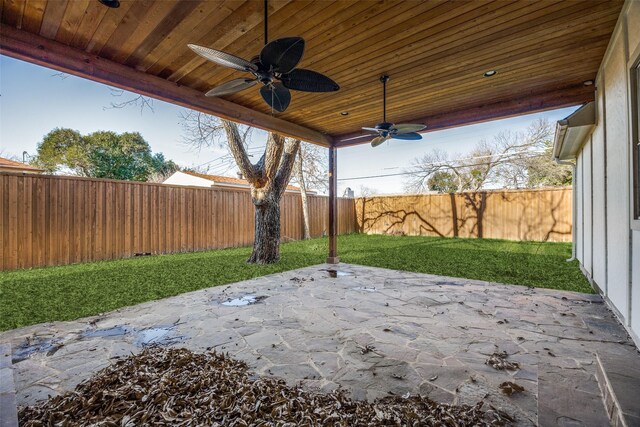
[256,70,274,85]
[376,122,395,137]
[375,122,394,131]
[246,57,271,84]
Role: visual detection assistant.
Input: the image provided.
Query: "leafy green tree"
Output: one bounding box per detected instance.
[525,139,572,187]
[150,153,179,177]
[33,128,88,174]
[427,171,459,193]
[85,131,153,181]
[33,128,177,181]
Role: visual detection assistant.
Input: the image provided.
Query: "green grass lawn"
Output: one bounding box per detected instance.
[0,234,591,331]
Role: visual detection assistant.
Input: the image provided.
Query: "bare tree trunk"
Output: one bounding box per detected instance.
[294,153,311,239]
[449,193,459,238]
[188,119,300,264]
[249,195,281,263]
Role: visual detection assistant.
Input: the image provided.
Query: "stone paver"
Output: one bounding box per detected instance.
[596,346,640,427]
[2,263,639,426]
[0,343,18,427]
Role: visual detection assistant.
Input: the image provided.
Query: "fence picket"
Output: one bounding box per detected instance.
[0,173,356,270]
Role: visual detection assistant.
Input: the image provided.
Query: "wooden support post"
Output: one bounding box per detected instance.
[327,145,339,264]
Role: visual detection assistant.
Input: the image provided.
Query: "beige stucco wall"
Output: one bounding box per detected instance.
[575,0,640,345]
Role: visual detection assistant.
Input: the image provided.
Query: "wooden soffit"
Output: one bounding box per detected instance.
[0,0,624,147]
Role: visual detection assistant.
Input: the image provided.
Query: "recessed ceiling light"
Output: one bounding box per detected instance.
[483,70,497,77]
[583,80,594,86]
[98,0,120,8]
[340,111,349,116]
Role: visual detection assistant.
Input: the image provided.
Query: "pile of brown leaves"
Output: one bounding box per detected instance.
[20,348,513,426]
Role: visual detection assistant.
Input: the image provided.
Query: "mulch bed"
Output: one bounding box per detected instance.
[19,347,513,426]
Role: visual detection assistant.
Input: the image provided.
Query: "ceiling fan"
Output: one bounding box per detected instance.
[364,75,426,147]
[187,0,339,113]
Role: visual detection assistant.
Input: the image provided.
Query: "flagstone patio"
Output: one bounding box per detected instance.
[2,264,639,426]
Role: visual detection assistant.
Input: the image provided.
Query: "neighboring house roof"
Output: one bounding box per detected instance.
[164,171,315,193]
[0,156,45,173]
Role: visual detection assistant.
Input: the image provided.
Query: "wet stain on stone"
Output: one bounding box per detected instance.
[80,324,184,348]
[221,295,268,307]
[81,325,132,339]
[12,337,62,363]
[135,326,185,347]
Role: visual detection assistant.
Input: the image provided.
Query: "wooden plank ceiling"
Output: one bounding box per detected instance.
[0,0,624,147]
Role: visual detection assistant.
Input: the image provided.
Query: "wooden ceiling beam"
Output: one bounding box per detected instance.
[333,84,595,148]
[0,23,332,147]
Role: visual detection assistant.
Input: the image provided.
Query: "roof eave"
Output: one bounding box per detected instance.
[0,165,45,172]
[552,101,596,161]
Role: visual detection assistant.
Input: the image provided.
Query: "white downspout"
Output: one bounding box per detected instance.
[555,158,577,262]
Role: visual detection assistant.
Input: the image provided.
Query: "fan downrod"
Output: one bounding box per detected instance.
[379,74,390,126]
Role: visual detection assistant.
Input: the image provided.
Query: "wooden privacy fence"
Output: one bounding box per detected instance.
[0,173,356,271]
[355,187,572,242]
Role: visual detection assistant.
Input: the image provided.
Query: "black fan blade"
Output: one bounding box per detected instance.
[188,44,257,72]
[260,37,305,74]
[392,132,422,141]
[281,69,340,92]
[205,78,257,97]
[260,83,291,112]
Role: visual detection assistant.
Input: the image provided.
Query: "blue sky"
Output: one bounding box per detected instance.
[0,55,577,195]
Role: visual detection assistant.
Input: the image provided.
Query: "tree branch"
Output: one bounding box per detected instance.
[221,119,263,185]
[104,89,154,114]
[264,132,285,182]
[273,138,301,198]
[292,142,328,193]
